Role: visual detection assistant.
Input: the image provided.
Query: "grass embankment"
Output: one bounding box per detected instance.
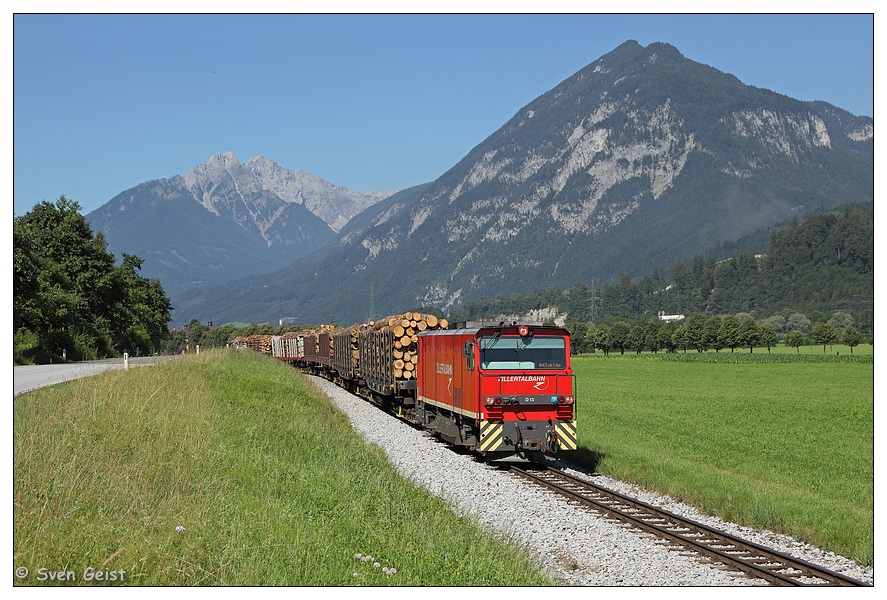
[14,350,552,586]
[572,353,874,566]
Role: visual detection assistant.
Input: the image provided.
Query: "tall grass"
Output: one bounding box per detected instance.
[14,350,552,586]
[571,355,874,566]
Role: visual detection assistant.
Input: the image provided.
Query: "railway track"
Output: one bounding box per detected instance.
[509,465,871,587]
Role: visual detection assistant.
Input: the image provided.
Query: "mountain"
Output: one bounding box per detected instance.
[170,41,875,325]
[87,152,392,311]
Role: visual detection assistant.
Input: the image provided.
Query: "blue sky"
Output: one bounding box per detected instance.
[12,10,875,217]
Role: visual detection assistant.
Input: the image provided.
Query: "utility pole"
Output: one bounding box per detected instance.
[589,281,601,324]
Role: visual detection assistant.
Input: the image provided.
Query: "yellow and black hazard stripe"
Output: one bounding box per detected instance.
[554,420,577,451]
[479,420,504,452]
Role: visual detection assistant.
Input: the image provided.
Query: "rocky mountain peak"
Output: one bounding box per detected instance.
[180,152,393,232]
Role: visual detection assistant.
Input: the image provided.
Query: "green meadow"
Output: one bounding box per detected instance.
[14,350,551,586]
[13,347,874,586]
[571,353,874,566]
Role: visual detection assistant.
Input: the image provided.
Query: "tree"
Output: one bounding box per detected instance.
[704,316,723,352]
[111,254,173,353]
[841,327,862,354]
[584,324,599,355]
[15,196,117,359]
[810,322,838,354]
[658,321,678,353]
[628,325,646,354]
[13,223,42,332]
[610,321,630,355]
[13,196,172,363]
[672,324,690,353]
[785,330,807,353]
[760,315,786,333]
[596,324,612,356]
[828,311,855,339]
[757,324,778,354]
[737,317,760,353]
[568,321,590,354]
[718,314,741,352]
[645,321,662,354]
[683,313,708,352]
[786,313,811,335]
[603,273,642,319]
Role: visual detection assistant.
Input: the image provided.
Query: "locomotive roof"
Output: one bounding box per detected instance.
[420,324,570,337]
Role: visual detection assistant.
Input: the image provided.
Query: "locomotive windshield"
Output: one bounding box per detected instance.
[478,336,566,370]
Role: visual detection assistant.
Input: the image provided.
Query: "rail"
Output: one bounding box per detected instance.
[508,465,871,587]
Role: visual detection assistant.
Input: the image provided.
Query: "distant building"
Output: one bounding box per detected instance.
[658,311,685,322]
[496,306,563,326]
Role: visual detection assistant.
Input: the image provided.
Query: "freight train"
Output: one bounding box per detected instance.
[241,313,577,461]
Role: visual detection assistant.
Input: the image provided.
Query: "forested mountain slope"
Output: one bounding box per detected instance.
[448,204,874,333]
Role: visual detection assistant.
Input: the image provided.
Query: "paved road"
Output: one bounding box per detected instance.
[13,356,182,396]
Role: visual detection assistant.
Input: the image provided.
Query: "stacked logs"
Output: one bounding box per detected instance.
[380,312,448,380]
[235,315,450,395]
[333,322,370,378]
[357,312,449,393]
[232,334,275,354]
[332,312,450,383]
[234,325,340,358]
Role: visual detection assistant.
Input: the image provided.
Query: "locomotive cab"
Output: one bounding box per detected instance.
[417,322,577,462]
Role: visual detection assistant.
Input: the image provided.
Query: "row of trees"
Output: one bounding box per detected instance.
[568,311,867,356]
[14,196,173,363]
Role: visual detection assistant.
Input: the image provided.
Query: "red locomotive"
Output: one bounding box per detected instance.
[416,322,576,460]
[265,316,577,461]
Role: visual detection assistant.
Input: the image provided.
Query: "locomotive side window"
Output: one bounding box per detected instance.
[479,336,566,370]
[463,340,475,371]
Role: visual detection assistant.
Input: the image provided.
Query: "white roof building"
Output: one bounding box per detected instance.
[658,311,685,322]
